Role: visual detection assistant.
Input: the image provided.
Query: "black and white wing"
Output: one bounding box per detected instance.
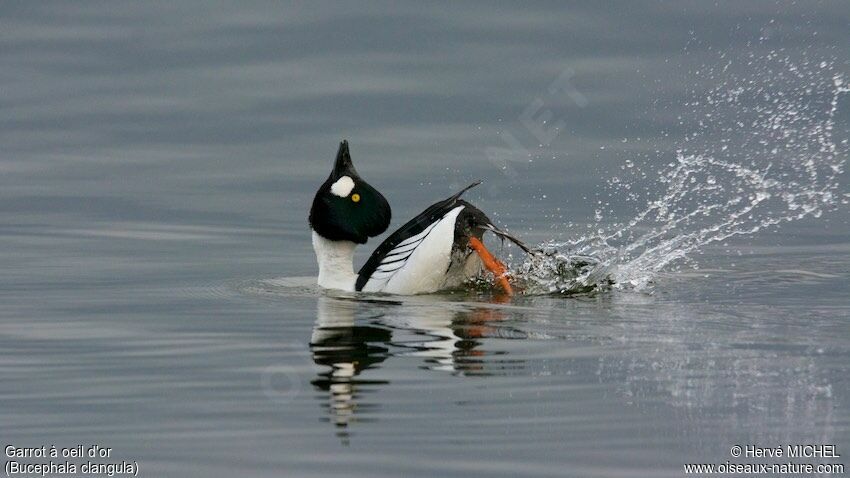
[356,182,481,293]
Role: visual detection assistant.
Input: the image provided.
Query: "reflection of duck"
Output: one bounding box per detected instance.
[309,295,524,442]
[309,298,390,443]
[385,295,517,374]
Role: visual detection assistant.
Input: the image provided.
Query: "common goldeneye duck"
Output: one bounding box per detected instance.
[309,140,530,295]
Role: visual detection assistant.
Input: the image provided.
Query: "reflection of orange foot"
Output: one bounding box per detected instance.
[469,237,513,296]
[467,307,506,338]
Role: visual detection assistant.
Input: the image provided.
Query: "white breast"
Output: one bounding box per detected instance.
[361,206,464,294]
[312,231,357,291]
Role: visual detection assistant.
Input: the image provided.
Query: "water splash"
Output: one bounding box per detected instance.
[516,53,849,295]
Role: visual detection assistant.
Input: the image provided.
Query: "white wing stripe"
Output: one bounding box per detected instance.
[368,270,396,279]
[395,221,438,248]
[380,243,421,263]
[377,257,410,270]
[379,222,442,263]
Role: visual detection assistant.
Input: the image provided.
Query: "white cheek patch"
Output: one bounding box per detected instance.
[330,176,355,197]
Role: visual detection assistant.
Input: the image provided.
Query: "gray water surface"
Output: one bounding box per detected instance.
[2,2,849,477]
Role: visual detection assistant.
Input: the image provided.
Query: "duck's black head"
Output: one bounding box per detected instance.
[309,141,391,244]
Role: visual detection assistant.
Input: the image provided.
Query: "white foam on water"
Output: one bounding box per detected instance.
[515,53,849,295]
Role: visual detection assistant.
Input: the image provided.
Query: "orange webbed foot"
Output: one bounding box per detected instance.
[468,236,513,296]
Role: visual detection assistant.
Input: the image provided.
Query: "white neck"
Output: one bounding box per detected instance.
[311,231,357,292]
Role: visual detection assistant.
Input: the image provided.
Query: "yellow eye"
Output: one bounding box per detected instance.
[351,193,361,203]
